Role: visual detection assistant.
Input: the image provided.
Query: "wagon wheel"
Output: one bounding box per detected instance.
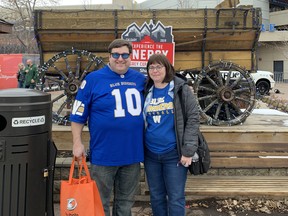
[36,48,105,125]
[193,61,256,126]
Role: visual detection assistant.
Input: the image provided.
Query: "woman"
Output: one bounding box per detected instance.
[17,63,26,88]
[143,54,200,216]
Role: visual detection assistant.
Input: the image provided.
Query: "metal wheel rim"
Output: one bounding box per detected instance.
[193,61,256,126]
[36,48,105,124]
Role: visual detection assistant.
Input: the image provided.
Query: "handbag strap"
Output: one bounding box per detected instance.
[68,157,92,184]
[178,87,187,126]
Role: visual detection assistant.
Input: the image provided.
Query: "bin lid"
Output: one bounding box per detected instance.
[0,88,50,103]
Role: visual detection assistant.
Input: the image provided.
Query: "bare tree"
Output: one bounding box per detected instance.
[177,0,195,8]
[0,0,57,54]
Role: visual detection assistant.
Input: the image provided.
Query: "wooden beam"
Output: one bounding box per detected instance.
[185,176,288,197]
[0,19,13,34]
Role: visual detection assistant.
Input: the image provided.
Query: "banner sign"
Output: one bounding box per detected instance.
[0,54,22,89]
[122,20,175,74]
[0,54,40,90]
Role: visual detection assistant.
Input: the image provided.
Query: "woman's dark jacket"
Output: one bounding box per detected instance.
[144,75,200,158]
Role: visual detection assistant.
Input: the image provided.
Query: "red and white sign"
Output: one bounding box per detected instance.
[122,20,175,74]
[0,54,22,89]
[0,54,40,89]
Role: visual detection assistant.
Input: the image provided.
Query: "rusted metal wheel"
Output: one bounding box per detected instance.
[193,61,256,126]
[36,48,105,125]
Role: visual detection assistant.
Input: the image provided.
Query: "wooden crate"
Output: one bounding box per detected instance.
[34,8,261,71]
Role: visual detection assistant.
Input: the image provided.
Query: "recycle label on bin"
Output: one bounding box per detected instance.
[12,115,45,127]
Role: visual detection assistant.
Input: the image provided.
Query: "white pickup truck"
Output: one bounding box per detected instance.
[250,70,275,95]
[221,70,275,95]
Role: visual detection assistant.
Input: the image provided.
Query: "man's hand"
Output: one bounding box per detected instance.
[73,142,85,161]
[71,122,86,161]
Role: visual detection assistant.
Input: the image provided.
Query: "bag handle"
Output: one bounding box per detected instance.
[79,157,92,181]
[68,156,92,184]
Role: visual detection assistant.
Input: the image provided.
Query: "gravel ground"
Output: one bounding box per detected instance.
[256,83,288,109]
[267,83,288,101]
[54,198,288,216]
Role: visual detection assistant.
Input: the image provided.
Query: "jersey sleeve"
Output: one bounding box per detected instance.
[70,77,93,124]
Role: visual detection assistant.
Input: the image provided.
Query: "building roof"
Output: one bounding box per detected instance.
[0,19,13,34]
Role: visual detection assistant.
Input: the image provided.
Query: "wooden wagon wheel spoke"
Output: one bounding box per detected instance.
[194,61,256,126]
[224,103,232,120]
[51,93,65,104]
[230,75,244,89]
[75,54,82,79]
[206,75,219,89]
[202,99,218,113]
[42,76,65,92]
[224,70,233,86]
[79,60,95,81]
[56,95,74,115]
[234,96,252,104]
[52,64,69,82]
[229,101,243,116]
[198,94,218,101]
[36,48,106,125]
[64,56,74,77]
[234,87,251,93]
[44,76,64,85]
[214,102,224,120]
[215,70,224,86]
[57,99,68,116]
[198,86,217,93]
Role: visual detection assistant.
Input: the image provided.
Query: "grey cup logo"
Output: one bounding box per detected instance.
[121,20,175,73]
[67,198,77,211]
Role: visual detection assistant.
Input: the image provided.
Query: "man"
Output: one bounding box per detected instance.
[24,59,38,89]
[70,39,146,216]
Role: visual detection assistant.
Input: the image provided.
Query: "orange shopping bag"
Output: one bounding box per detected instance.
[60,157,105,216]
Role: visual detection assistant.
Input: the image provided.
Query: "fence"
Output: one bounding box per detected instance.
[274,71,288,83]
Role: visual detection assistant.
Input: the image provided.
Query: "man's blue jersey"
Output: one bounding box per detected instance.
[70,65,146,166]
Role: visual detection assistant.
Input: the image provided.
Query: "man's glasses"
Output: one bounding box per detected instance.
[148,65,164,71]
[111,53,130,59]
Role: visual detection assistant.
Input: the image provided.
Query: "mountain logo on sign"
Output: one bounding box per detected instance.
[122,20,174,43]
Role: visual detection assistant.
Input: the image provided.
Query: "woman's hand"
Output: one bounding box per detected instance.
[180,155,192,167]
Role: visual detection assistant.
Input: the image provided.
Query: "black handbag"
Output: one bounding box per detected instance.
[177,85,211,175]
[188,131,211,175]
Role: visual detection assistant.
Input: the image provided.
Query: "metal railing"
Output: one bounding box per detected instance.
[274,71,288,83]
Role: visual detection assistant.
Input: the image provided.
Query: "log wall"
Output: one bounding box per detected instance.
[34,8,261,71]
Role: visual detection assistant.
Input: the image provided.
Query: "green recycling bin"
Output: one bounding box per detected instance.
[0,88,57,216]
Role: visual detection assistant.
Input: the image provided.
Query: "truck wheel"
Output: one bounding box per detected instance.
[36,48,105,124]
[193,61,256,126]
[256,80,270,95]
